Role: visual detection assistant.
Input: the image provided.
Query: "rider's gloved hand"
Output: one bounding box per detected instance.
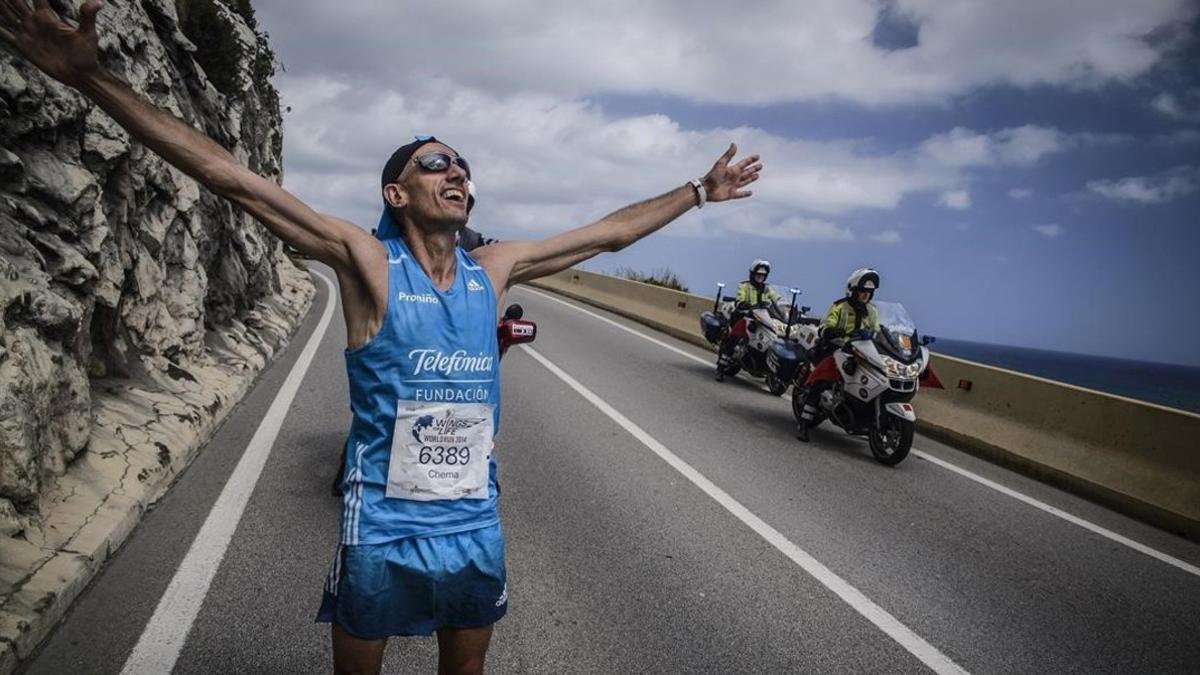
[822,327,844,341]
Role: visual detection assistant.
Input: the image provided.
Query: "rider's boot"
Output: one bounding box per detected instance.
[715,351,731,382]
[795,421,810,442]
[796,402,818,443]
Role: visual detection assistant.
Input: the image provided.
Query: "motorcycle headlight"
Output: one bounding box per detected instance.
[881,356,902,378]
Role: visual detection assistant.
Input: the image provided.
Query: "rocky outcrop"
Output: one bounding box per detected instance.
[0,1,313,545]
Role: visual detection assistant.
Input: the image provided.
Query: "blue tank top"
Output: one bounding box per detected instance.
[339,237,501,545]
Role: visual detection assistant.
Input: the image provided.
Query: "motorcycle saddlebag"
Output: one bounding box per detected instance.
[700,311,728,344]
[768,339,802,381]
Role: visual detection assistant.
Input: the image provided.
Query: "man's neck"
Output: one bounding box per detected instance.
[403,224,459,291]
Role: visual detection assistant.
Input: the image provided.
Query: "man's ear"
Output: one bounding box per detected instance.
[383,183,408,208]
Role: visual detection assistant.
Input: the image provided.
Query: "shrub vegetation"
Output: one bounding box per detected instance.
[614,266,689,293]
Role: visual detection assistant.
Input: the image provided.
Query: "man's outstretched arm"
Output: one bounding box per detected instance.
[474,143,762,293]
[0,0,376,271]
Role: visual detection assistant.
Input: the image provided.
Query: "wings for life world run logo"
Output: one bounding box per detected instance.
[411,409,487,443]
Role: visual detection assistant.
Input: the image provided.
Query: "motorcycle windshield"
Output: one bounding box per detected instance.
[874,301,919,360]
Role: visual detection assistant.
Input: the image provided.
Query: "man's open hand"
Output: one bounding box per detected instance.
[0,0,102,88]
[701,143,762,203]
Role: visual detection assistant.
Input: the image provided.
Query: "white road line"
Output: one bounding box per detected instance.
[518,286,1200,579]
[520,345,968,675]
[121,271,338,675]
[521,287,788,398]
[520,284,792,393]
[912,451,1200,578]
[521,287,709,366]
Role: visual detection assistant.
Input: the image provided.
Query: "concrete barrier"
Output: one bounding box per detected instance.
[527,269,1200,540]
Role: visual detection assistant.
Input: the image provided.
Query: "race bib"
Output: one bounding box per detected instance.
[386,401,493,501]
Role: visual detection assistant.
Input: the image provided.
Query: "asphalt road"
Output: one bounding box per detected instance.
[19,266,1200,674]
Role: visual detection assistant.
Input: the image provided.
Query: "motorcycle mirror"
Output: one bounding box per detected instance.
[504,304,524,321]
[921,335,936,346]
[788,288,801,296]
[717,282,726,289]
[801,306,811,314]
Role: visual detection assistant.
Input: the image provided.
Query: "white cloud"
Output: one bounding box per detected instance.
[1154,129,1200,145]
[1086,166,1200,204]
[1009,187,1035,200]
[256,0,1197,106]
[729,215,855,241]
[1033,223,1064,237]
[248,2,1183,247]
[938,190,971,209]
[273,73,1069,240]
[869,230,903,243]
[919,125,1069,168]
[1151,91,1200,123]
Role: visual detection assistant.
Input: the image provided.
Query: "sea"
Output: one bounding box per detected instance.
[931,338,1200,414]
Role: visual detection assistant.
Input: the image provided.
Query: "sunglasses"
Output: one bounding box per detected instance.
[413,152,471,179]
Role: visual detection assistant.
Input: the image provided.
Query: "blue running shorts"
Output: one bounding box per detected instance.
[316,523,508,638]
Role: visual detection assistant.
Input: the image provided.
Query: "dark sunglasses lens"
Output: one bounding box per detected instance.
[417,153,450,171]
[417,153,470,178]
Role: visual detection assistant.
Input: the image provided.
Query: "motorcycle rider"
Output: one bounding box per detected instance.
[715,259,782,381]
[795,268,881,442]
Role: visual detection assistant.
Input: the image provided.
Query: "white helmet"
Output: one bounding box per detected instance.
[749,259,771,280]
[846,267,880,298]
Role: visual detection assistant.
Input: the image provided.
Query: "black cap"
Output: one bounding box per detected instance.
[380,135,441,189]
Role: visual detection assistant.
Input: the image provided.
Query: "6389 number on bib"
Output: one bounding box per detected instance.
[386,401,494,501]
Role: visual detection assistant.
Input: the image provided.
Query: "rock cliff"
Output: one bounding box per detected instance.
[0,0,314,538]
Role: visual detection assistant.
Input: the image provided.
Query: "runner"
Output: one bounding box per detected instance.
[0,4,762,673]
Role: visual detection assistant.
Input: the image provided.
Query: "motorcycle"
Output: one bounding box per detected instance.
[332,304,536,496]
[701,283,810,396]
[790,301,943,465]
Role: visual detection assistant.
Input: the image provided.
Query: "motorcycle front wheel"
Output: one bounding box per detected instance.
[868,416,914,466]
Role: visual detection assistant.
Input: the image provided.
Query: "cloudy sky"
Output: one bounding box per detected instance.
[254,0,1200,366]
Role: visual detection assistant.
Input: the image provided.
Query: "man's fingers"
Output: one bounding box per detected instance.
[78,0,100,34]
[732,189,752,199]
[734,154,760,170]
[737,173,759,187]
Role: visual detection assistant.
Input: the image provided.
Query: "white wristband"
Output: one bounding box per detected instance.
[688,178,706,209]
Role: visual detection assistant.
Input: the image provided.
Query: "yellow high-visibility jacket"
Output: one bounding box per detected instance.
[735,281,781,307]
[822,298,879,345]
